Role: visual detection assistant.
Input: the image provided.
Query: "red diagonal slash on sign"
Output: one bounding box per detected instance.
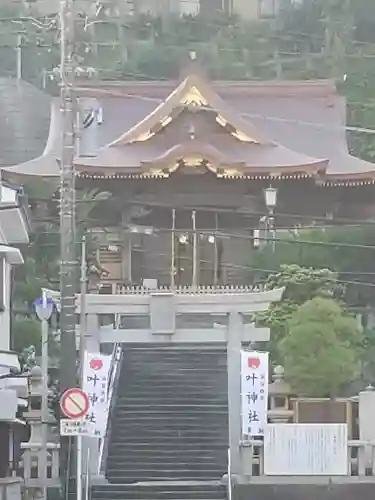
[60,388,89,419]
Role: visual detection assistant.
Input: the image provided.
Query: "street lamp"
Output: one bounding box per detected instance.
[263,186,278,252]
[33,292,54,500]
[263,186,278,211]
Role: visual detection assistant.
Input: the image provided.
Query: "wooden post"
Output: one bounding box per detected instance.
[192,210,198,287]
[171,208,176,288]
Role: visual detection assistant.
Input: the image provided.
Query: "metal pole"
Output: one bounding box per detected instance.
[77,235,87,500]
[41,290,49,500]
[192,210,198,288]
[85,447,90,500]
[16,34,22,81]
[59,0,77,485]
[269,209,276,254]
[171,209,175,288]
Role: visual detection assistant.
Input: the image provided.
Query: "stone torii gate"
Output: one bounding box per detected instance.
[76,286,284,477]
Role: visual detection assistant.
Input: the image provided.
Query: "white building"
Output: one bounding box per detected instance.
[0,180,31,421]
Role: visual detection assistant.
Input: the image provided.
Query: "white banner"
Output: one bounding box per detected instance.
[82,352,111,438]
[241,351,269,437]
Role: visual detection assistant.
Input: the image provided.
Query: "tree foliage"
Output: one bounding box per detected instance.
[280,297,362,397]
[250,226,375,308]
[257,264,343,362]
[11,185,109,356]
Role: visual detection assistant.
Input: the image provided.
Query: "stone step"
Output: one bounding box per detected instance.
[91,483,226,500]
[113,407,227,415]
[106,469,224,482]
[108,436,228,445]
[107,454,226,464]
[110,425,227,435]
[92,482,226,500]
[115,393,227,402]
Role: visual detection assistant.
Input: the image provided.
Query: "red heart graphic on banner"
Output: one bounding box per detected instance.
[90,358,103,371]
[248,357,260,369]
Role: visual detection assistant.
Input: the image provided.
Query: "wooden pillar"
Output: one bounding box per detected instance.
[121,211,132,284]
[171,208,176,288]
[214,212,219,286]
[192,210,201,287]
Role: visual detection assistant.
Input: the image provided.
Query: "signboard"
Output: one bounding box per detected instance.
[241,350,269,437]
[264,423,348,476]
[60,419,90,437]
[60,388,89,419]
[82,352,111,438]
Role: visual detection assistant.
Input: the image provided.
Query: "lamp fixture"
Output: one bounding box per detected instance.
[263,186,278,210]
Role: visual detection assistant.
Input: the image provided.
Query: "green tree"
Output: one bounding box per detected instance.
[280,297,362,397]
[257,264,343,362]
[250,226,375,307]
[10,187,109,356]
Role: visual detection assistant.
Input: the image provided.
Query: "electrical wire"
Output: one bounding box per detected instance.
[72,243,375,278]
[26,198,375,227]
[3,67,374,137]
[26,228,375,252]
[27,226,375,258]
[18,237,375,290]
[3,18,375,135]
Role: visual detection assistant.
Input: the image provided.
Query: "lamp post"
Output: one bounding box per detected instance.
[263,186,278,253]
[33,291,54,500]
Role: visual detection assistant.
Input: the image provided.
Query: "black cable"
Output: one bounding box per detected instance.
[25,197,375,227]
[26,226,375,250]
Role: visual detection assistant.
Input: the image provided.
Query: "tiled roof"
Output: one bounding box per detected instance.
[0,78,50,167]
[3,72,375,184]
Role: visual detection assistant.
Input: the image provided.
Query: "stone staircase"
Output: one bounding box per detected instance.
[92,344,228,500]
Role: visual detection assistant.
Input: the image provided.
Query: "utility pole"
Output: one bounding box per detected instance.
[59,0,77,396]
[77,235,87,500]
[59,0,77,484]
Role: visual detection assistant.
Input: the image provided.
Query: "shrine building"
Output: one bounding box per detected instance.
[4,59,375,290]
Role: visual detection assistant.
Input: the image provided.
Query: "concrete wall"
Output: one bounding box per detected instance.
[234,483,375,500]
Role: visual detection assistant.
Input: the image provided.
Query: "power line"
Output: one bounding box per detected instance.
[28,226,375,251]
[27,197,375,227]
[16,242,375,290]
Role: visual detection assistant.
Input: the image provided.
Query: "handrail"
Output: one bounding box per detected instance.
[98,331,123,474]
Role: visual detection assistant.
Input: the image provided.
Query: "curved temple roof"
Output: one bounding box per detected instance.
[3,67,375,186]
